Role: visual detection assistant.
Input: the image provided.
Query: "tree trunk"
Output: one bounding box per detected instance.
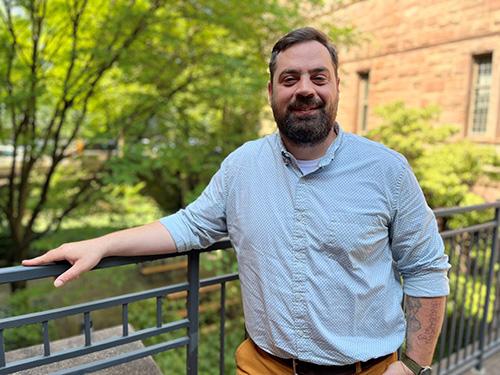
[7,240,30,292]
[11,280,27,293]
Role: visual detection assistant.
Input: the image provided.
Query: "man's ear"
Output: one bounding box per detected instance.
[268,81,272,104]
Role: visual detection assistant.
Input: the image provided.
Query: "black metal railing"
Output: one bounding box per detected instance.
[0,202,499,375]
[434,201,500,375]
[0,240,237,375]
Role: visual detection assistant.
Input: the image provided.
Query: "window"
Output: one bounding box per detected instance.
[470,54,492,134]
[358,72,370,133]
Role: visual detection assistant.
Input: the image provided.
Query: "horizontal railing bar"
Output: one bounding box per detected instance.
[482,339,500,362]
[1,320,189,374]
[0,239,233,286]
[433,201,500,217]
[0,282,190,329]
[0,263,77,285]
[200,273,239,288]
[439,221,497,239]
[437,348,481,375]
[442,361,478,375]
[1,201,499,374]
[51,337,190,375]
[2,272,240,330]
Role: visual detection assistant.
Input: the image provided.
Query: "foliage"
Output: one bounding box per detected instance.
[28,182,163,254]
[0,263,138,350]
[0,192,162,351]
[0,0,172,278]
[2,242,243,374]
[368,101,500,362]
[0,0,357,291]
[128,278,244,374]
[102,1,358,209]
[366,101,500,228]
[0,280,57,351]
[366,101,457,163]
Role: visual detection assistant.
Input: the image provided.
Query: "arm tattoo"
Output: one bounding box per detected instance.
[417,300,442,345]
[406,297,422,353]
[405,296,445,358]
[406,297,422,333]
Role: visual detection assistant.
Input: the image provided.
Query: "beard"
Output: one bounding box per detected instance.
[271,95,338,147]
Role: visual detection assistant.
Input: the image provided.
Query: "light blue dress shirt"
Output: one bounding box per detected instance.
[159,124,450,365]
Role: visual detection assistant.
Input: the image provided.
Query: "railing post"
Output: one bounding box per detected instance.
[187,252,200,375]
[220,282,226,375]
[476,205,500,371]
[0,329,5,368]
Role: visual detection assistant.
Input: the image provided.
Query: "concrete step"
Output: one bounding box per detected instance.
[6,325,162,375]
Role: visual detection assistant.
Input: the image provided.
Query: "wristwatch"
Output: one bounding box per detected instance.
[402,355,432,375]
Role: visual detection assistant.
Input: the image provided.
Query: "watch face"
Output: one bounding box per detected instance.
[420,368,432,375]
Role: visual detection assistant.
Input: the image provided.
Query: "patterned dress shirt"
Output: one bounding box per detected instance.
[159,124,450,365]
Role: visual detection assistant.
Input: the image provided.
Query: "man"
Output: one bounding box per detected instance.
[24,27,450,375]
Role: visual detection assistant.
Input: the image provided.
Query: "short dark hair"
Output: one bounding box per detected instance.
[269,27,339,86]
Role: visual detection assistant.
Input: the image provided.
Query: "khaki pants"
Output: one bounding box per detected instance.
[235,338,397,375]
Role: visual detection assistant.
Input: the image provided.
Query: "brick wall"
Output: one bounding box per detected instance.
[314,0,500,144]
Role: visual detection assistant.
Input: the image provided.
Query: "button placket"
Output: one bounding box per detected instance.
[292,177,310,357]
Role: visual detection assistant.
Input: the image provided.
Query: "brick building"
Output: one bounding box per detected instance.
[321,0,500,146]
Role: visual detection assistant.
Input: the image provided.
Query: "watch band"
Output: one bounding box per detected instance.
[402,355,432,375]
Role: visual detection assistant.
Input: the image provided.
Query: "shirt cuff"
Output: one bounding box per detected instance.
[158,215,190,252]
[403,271,450,297]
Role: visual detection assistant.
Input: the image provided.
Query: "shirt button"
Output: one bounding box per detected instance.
[295,253,303,260]
[296,214,303,221]
[295,293,301,300]
[298,330,305,337]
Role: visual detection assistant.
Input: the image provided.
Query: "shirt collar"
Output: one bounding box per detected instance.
[276,122,344,168]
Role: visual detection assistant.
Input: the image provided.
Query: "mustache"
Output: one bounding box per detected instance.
[287,97,324,110]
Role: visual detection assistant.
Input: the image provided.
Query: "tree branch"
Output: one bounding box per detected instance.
[31,172,101,241]
[27,0,166,236]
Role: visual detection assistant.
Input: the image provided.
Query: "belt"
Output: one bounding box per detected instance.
[272,352,393,375]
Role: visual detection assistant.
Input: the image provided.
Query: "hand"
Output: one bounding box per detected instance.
[22,238,106,287]
[383,361,415,375]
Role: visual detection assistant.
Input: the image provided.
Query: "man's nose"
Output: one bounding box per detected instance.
[295,79,315,97]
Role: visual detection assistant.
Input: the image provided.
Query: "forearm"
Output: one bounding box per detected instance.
[23,220,178,287]
[99,220,177,257]
[405,295,446,365]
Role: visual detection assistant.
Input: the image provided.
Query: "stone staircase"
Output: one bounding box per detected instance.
[6,325,162,374]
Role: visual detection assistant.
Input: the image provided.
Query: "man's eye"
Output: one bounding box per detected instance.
[313,76,327,83]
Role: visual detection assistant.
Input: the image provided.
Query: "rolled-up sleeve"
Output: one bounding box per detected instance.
[159,159,229,252]
[390,163,450,297]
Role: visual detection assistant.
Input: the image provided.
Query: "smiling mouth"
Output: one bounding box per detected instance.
[290,105,321,115]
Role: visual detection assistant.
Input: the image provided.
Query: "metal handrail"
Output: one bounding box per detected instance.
[1,203,500,374]
[0,239,233,285]
[1,240,234,375]
[433,201,500,217]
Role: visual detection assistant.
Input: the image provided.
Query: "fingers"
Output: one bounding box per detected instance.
[54,261,87,287]
[22,249,63,266]
[22,243,99,288]
[382,361,412,375]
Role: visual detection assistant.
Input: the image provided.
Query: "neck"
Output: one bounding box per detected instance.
[281,128,337,161]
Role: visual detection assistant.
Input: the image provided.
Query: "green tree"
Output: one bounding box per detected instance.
[0,0,171,290]
[366,101,500,222]
[0,0,357,290]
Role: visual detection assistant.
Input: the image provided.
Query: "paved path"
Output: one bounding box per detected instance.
[6,325,162,375]
[461,353,500,375]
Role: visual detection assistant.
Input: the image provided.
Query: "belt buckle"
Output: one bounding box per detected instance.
[293,358,297,375]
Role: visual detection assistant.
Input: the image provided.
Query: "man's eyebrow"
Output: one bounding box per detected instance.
[278,68,300,80]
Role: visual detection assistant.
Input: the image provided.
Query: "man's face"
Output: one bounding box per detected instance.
[268,41,340,147]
